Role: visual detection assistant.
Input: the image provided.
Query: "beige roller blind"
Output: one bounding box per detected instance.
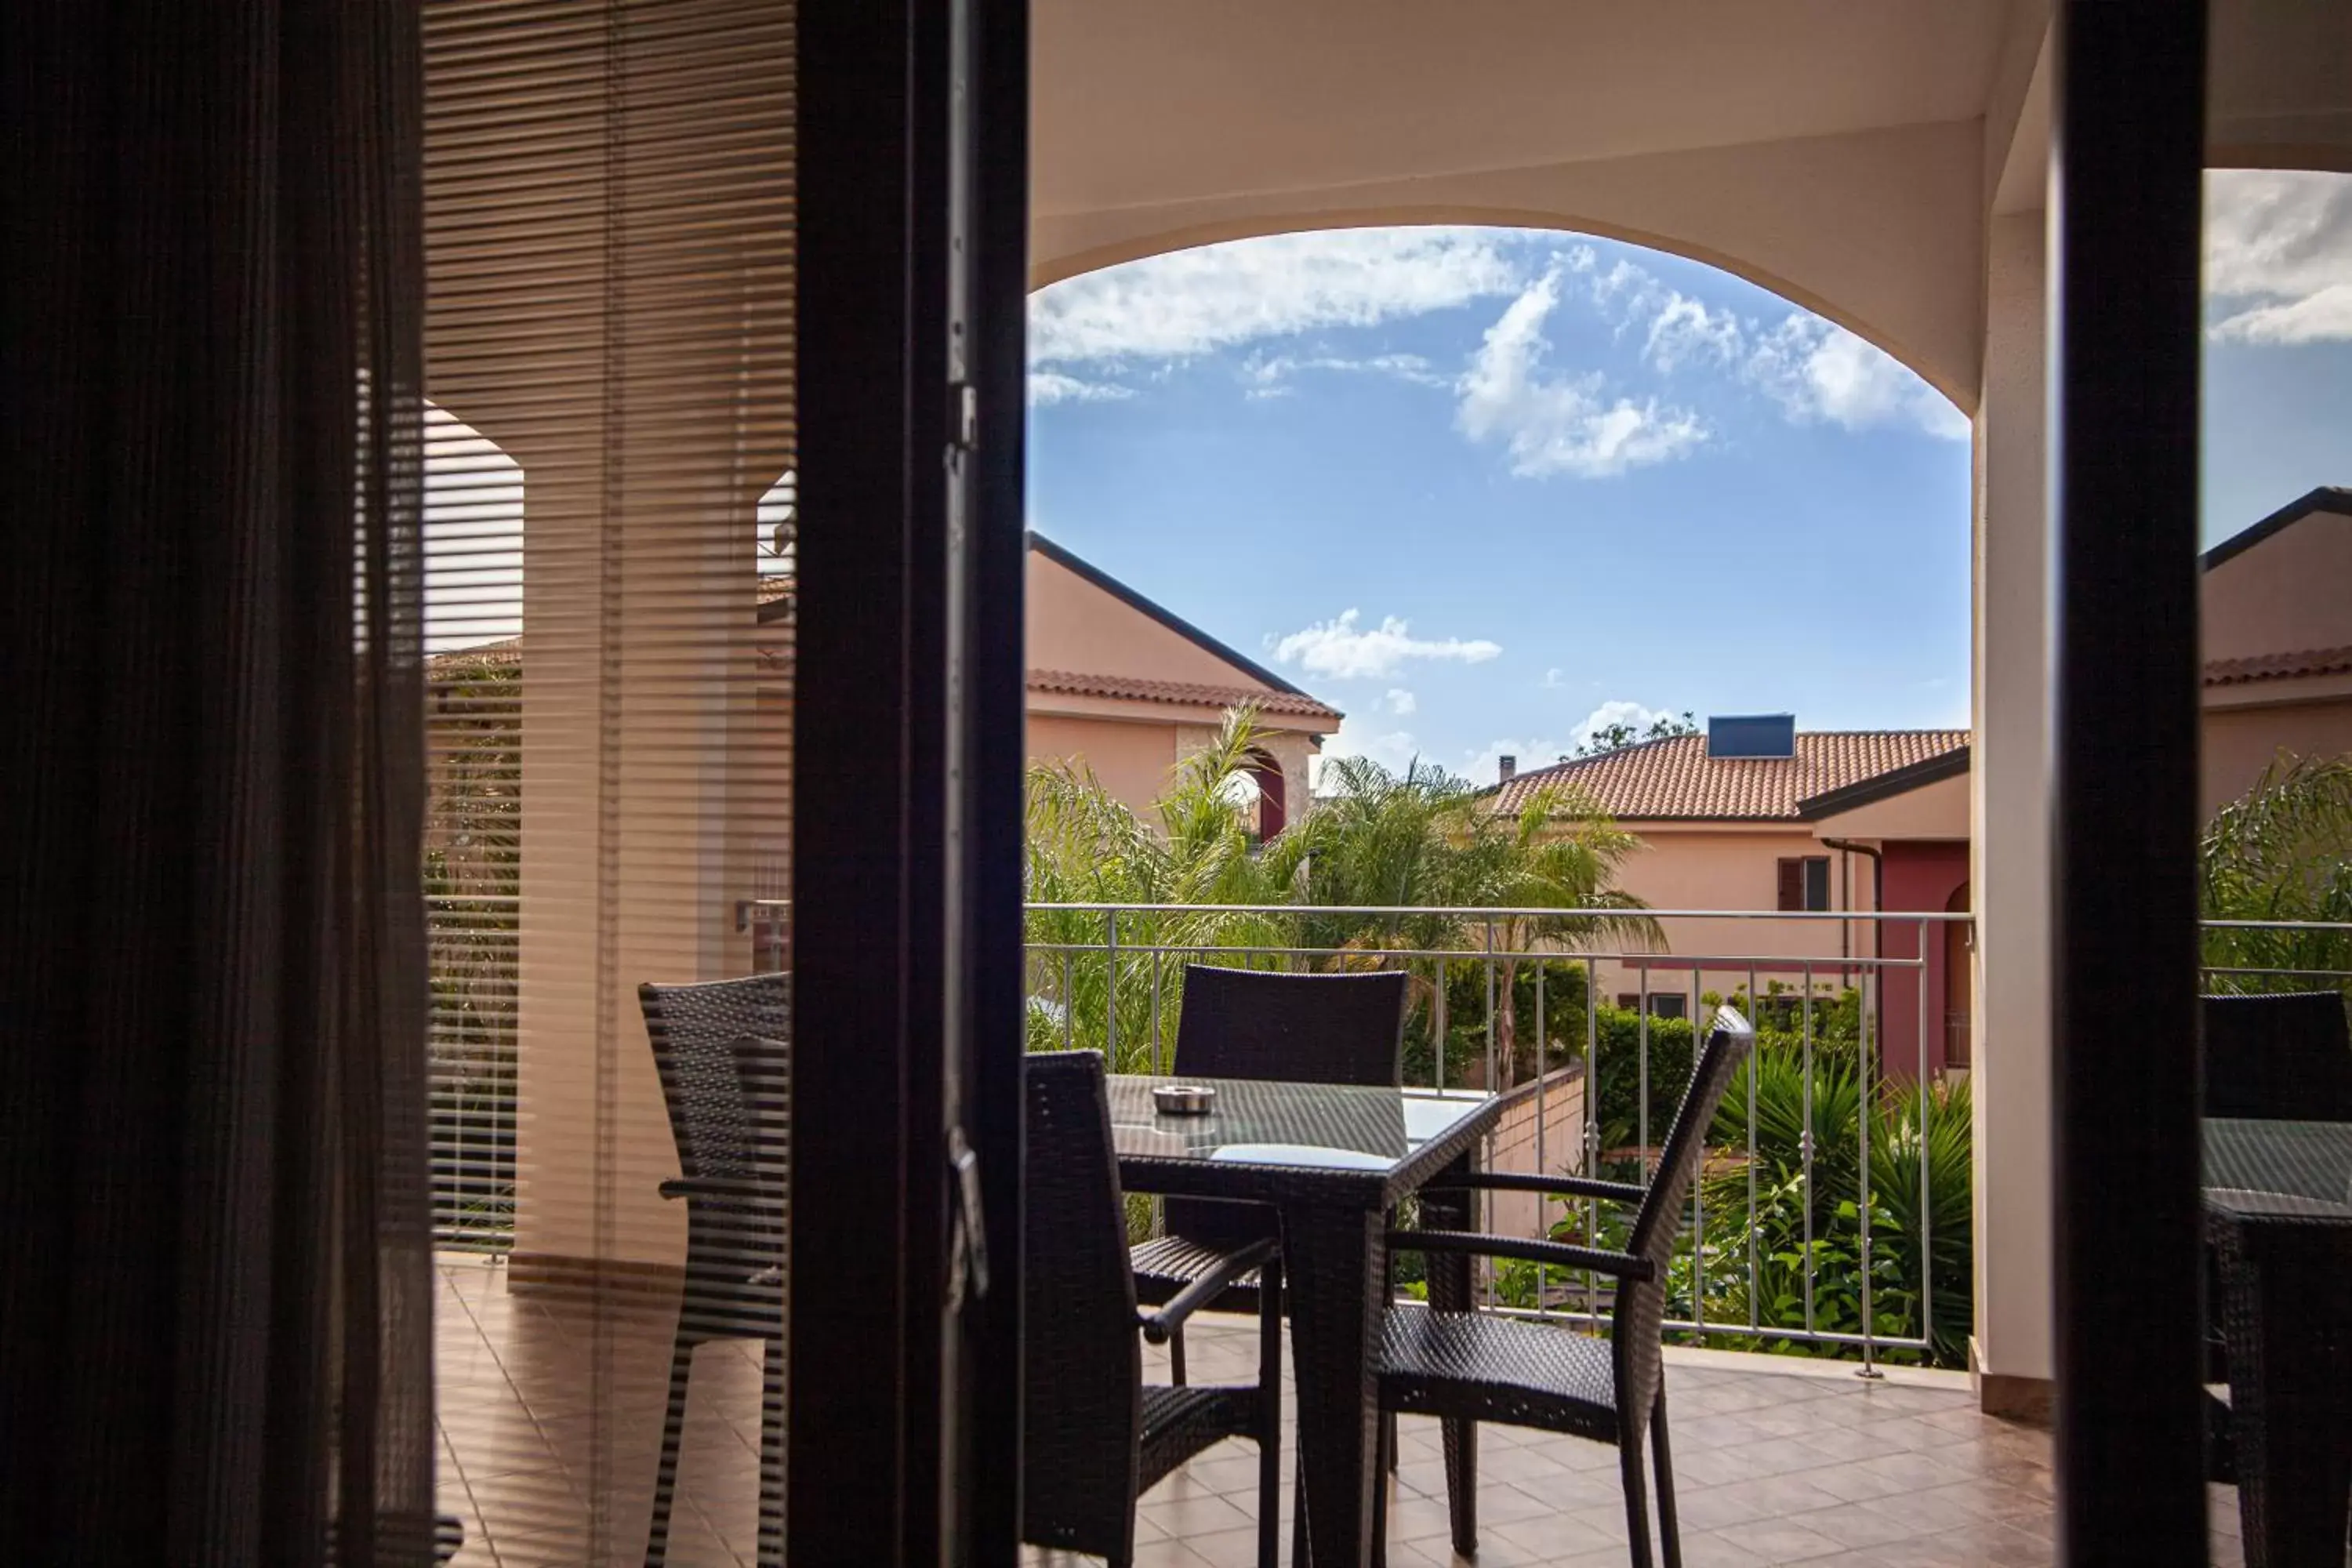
[421,1,794,1559]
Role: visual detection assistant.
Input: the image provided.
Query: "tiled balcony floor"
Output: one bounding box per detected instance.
[434,1254,2251,1567]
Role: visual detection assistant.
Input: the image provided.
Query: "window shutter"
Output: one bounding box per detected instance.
[421,2,795,1556]
[1777,857,1805,912]
[1804,856,1833,912]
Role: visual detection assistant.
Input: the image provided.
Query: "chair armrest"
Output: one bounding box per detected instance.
[1422,1171,1648,1205]
[1138,1237,1279,1345]
[1387,1227,1654,1281]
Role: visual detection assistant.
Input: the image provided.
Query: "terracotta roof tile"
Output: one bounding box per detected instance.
[2203,644,2352,687]
[1026,668,1341,723]
[1490,730,1969,820]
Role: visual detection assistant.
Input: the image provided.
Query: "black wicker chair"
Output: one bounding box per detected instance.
[2205,1192,2352,1567]
[1023,1050,1283,1568]
[2201,990,2352,1122]
[1373,1007,1755,1567]
[639,975,790,1568]
[2198,991,2352,1387]
[1134,965,1409,1384]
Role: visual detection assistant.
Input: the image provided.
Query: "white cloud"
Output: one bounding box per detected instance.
[1029,228,1527,371]
[1456,267,1710,478]
[1242,350,1449,397]
[2206,170,2352,343]
[1572,700,1675,753]
[1272,609,1502,681]
[1385,688,1417,716]
[1312,715,1421,785]
[1027,370,1135,407]
[1568,250,1965,440]
[1742,314,1969,439]
[1465,736,1572,785]
[1644,294,1746,372]
[1542,668,1567,689]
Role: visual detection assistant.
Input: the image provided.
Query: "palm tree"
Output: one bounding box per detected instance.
[1291,760,1658,1090]
[1022,713,1658,1088]
[1025,708,1302,1068]
[2201,753,2352,993]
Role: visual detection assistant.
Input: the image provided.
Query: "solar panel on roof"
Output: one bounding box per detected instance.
[1708,714,1796,759]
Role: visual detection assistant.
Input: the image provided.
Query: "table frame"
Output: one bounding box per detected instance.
[1109,1076,1505,1568]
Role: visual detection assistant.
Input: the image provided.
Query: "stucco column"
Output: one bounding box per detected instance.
[500,441,770,1279]
[1969,208,2054,1415]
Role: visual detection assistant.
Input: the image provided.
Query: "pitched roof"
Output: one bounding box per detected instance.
[1490,730,1969,821]
[1027,667,1341,722]
[2201,485,2352,572]
[1026,532,1315,699]
[2202,643,2352,688]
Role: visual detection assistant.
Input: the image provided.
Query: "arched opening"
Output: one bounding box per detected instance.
[1244,747,1287,840]
[1033,212,1968,412]
[421,400,525,1250]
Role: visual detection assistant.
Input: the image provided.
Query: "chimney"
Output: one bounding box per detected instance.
[1497,754,1517,784]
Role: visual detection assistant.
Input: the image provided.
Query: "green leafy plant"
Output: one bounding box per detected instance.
[2201,753,2352,997]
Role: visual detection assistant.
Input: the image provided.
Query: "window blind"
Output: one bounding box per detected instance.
[422,1,794,1559]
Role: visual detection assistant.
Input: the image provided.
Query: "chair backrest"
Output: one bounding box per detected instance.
[1171,964,1408,1084]
[2201,991,2352,1121]
[639,974,790,1188]
[1614,1007,1755,1424]
[1167,964,1408,1247]
[1020,1051,1143,1559]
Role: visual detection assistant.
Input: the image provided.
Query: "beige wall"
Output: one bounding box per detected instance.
[1590,826,1878,1007]
[1970,205,2054,1407]
[2196,503,2352,814]
[2202,504,2352,662]
[1029,713,1179,817]
[2202,692,2352,815]
[1032,2,2008,405]
[1029,549,1276,688]
[1023,546,1335,821]
[1807,771,1971,843]
[1485,1069,1588,1242]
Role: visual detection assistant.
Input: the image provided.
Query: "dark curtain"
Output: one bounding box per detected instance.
[2,0,434,1561]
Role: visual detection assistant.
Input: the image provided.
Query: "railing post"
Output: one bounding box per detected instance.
[1857,958,1880,1379]
[1104,907,1118,1070]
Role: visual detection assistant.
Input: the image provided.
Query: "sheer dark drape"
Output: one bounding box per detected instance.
[2,0,434,1561]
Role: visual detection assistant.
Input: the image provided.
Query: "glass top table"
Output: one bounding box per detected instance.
[2203,1117,2352,1210]
[1105,1073,1504,1568]
[1106,1073,1496,1192]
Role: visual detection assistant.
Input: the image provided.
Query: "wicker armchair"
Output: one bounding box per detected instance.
[638,975,790,1568]
[1024,1050,1283,1568]
[2201,990,2352,1121]
[1374,1008,1754,1567]
[1134,965,1408,1383]
[2205,1192,2352,1567]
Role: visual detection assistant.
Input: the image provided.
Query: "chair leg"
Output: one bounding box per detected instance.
[1170,1326,1188,1386]
[1257,1261,1283,1568]
[1385,1410,1398,1472]
[1370,1414,1391,1568]
[645,1335,695,1568]
[1442,1416,1477,1558]
[1619,1429,1655,1568]
[1651,1392,1682,1568]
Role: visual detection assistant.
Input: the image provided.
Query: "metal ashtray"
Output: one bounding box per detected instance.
[1152,1083,1218,1116]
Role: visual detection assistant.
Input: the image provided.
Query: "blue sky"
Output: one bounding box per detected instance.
[1025,172,2352,786]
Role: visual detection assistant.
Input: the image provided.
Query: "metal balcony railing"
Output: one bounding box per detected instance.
[425,896,2350,1372]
